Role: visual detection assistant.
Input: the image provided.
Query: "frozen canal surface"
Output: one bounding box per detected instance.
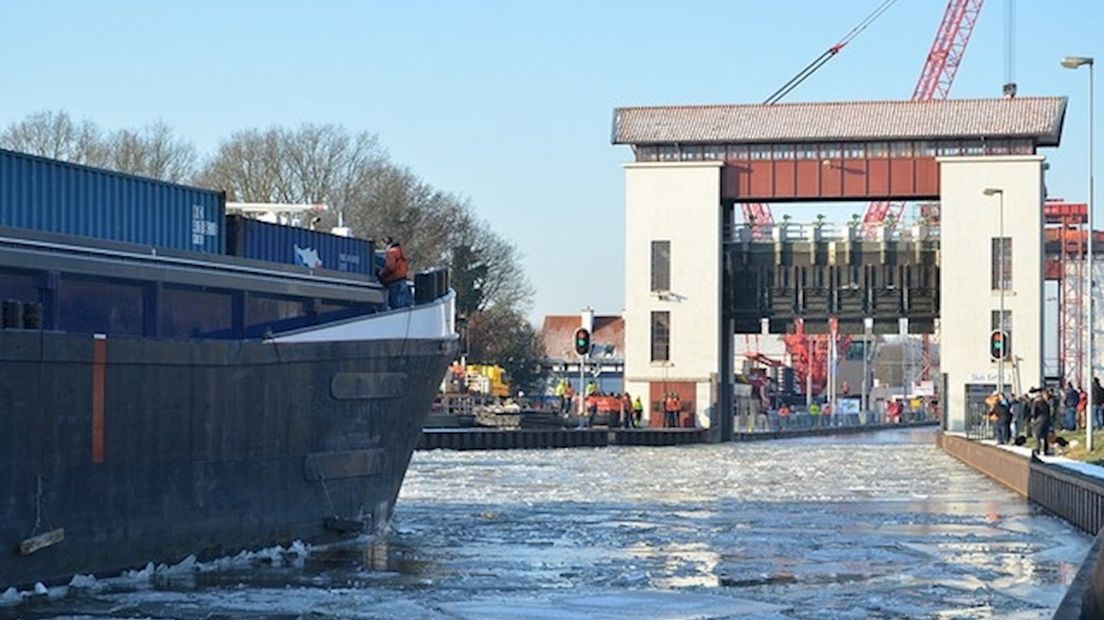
[7,428,1092,619]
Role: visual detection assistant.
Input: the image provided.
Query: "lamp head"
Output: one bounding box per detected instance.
[982,188,1003,196]
[1061,56,1094,69]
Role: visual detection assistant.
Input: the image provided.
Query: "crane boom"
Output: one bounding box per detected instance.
[744,0,902,238]
[861,0,984,233]
[914,0,984,100]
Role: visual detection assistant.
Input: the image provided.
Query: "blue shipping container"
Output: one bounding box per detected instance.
[0,149,225,253]
[225,215,375,277]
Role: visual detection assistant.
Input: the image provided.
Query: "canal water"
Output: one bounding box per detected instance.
[6,428,1091,619]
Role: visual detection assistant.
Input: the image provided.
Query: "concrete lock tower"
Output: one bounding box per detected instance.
[612,97,1066,438]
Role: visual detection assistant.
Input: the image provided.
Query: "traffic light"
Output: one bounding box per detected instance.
[990,330,1010,361]
[573,328,591,356]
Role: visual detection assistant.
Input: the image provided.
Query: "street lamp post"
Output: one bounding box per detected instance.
[984,188,1006,400]
[863,317,874,415]
[1062,55,1095,452]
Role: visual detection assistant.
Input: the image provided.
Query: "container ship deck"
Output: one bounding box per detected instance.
[0,149,457,589]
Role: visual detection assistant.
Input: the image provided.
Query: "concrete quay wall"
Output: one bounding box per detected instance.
[938,433,1104,619]
[418,420,938,451]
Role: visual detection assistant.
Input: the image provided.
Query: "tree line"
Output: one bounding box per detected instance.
[0,110,544,391]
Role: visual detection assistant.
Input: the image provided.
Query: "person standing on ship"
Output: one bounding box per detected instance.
[379,236,412,309]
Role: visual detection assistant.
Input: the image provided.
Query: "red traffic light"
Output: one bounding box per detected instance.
[573,328,591,356]
[989,330,1010,361]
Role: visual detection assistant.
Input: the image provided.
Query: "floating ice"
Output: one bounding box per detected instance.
[0,587,19,606]
[121,562,155,583]
[156,554,196,576]
[10,429,1093,618]
[287,539,309,557]
[68,574,97,589]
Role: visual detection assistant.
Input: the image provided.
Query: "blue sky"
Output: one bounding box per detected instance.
[1,1,1102,322]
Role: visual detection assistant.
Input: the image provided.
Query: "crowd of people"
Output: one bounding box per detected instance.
[986,378,1104,456]
[554,379,681,428]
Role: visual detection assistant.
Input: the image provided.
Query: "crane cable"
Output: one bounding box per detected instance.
[763,0,901,105]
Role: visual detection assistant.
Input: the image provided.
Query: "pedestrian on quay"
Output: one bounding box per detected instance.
[563,382,575,415]
[1010,393,1026,440]
[1064,381,1079,431]
[664,392,680,428]
[585,392,599,427]
[1078,386,1088,430]
[621,392,633,429]
[607,393,622,428]
[885,400,900,425]
[555,378,567,413]
[1030,389,1052,456]
[993,392,1012,445]
[1094,377,1104,430]
[378,236,412,309]
[632,395,644,428]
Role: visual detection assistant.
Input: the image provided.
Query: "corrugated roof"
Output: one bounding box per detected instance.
[611,97,1066,146]
[540,315,624,361]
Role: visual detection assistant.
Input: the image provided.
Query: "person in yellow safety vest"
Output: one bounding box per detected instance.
[554,379,567,413]
[586,380,598,396]
[632,395,644,428]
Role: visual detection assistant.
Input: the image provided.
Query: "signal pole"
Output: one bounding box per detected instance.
[579,354,586,415]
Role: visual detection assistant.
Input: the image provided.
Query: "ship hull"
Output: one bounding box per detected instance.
[1,330,454,588]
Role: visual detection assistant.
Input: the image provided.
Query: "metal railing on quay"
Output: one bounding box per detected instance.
[733,409,932,434]
[964,402,994,441]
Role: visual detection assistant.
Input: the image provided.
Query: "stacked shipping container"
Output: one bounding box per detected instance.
[0,148,377,277]
[225,215,375,276]
[0,149,225,253]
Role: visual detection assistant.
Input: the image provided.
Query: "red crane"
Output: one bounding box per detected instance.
[743,0,986,396]
[743,0,986,236]
[860,0,985,235]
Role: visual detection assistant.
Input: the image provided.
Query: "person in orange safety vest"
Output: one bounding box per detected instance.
[378,236,412,308]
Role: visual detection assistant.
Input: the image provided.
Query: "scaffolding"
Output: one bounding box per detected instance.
[1045,201,1089,386]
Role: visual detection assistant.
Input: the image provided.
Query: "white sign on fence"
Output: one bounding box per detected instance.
[836,398,861,414]
[913,380,935,396]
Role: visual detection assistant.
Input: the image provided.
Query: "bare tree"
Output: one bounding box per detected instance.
[3,111,541,368]
[466,304,545,392]
[198,123,389,224]
[105,122,197,183]
[344,165,461,266]
[196,128,288,202]
[0,110,105,164]
[447,211,532,314]
[1,111,197,182]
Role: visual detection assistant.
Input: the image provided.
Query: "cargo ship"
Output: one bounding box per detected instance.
[0,149,457,588]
